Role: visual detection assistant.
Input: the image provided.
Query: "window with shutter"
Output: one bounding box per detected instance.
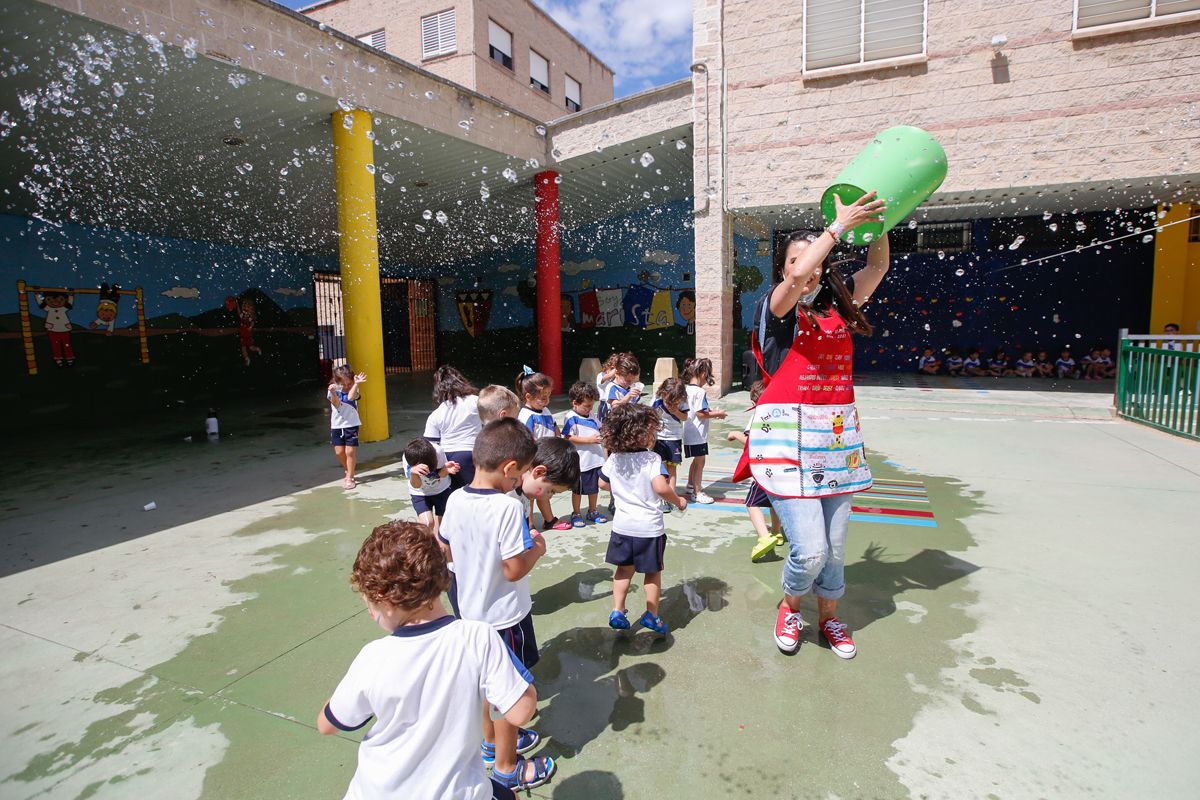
[488,20,513,71]
[420,10,456,59]
[804,0,925,72]
[1076,0,1200,29]
[530,50,550,94]
[358,29,386,51]
[565,75,581,112]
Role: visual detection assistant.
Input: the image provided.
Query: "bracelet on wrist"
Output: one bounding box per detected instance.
[827,221,846,240]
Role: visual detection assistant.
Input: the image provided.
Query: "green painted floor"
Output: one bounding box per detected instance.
[2,376,1199,798]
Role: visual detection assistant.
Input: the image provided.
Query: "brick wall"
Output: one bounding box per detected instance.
[719,0,1200,209]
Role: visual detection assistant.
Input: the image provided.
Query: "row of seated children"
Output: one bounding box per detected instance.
[918,346,1116,379]
[323,375,698,795]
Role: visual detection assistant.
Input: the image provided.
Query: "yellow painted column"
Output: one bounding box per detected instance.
[332,108,388,442]
[1149,203,1190,333]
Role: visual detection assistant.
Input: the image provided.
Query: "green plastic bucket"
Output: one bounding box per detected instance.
[821,125,948,244]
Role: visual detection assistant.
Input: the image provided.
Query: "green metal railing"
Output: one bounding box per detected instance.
[1116,334,1200,441]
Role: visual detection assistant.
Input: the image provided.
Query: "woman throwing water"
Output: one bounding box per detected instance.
[733,191,889,658]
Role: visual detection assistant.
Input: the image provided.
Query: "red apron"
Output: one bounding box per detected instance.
[733,307,872,498]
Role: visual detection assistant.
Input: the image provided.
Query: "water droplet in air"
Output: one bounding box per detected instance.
[382,172,394,184]
[422,210,433,220]
[1142,234,1153,243]
[502,167,518,183]
[535,125,547,136]
[415,224,426,233]
[951,320,962,327]
[436,211,448,225]
[1008,235,1025,250]
[490,235,499,243]
[676,140,687,150]
[640,152,655,168]
[296,92,308,102]
[113,83,125,97]
[480,185,491,200]
[425,91,435,100]
[1075,220,1087,232]
[1048,223,1058,232]
[937,250,946,260]
[955,268,965,276]
[908,219,918,229]
[365,163,375,175]
[459,120,471,130]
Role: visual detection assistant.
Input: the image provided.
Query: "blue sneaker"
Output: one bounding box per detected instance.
[638,611,669,635]
[608,609,630,630]
[481,729,540,766]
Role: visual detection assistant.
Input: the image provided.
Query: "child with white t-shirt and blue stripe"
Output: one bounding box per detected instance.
[599,403,687,636]
[515,369,572,531]
[599,351,644,421]
[562,380,609,527]
[651,377,689,511]
[438,418,555,792]
[682,358,727,505]
[317,520,537,800]
[401,437,459,538]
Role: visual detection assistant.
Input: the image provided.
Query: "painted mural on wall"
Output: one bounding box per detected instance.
[433,200,699,380]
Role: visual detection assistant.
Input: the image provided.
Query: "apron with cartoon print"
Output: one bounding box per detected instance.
[733,303,872,498]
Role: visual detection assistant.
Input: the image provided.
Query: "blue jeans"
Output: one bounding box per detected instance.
[772,494,852,599]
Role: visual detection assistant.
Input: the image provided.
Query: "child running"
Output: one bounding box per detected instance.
[599,352,643,421]
[438,418,555,791]
[727,381,784,562]
[562,381,608,527]
[317,520,537,800]
[328,365,366,490]
[401,437,459,538]
[651,377,689,512]
[424,366,482,490]
[599,403,687,636]
[515,369,571,531]
[682,358,726,505]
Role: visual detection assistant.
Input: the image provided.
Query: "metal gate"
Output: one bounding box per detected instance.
[312,272,437,377]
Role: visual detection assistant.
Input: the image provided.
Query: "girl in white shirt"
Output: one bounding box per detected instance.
[682,358,727,505]
[423,366,482,490]
[328,365,366,489]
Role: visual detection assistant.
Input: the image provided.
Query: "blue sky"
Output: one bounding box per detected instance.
[280,0,692,97]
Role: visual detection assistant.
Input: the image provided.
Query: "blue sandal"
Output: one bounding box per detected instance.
[570,513,586,528]
[491,755,556,790]
[638,610,670,636]
[480,729,540,765]
[609,609,630,630]
[586,510,609,524]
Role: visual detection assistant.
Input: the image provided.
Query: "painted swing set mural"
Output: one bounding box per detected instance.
[15,279,149,374]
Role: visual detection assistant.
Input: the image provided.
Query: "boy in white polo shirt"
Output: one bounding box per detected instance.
[438,418,555,792]
[599,403,688,636]
[318,520,537,800]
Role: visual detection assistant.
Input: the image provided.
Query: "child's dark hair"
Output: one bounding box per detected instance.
[682,357,715,387]
[749,380,766,404]
[611,351,640,377]
[534,438,581,489]
[515,370,553,399]
[569,380,599,405]
[403,437,438,473]
[656,376,687,406]
[601,403,660,453]
[351,520,450,609]
[332,364,355,384]
[675,289,695,309]
[473,418,537,471]
[432,365,477,406]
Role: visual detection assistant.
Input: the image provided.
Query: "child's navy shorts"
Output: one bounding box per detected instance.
[684,442,708,459]
[411,487,451,517]
[606,532,666,574]
[745,482,772,508]
[331,426,360,447]
[445,450,475,490]
[577,466,601,496]
[653,438,683,465]
[499,612,539,670]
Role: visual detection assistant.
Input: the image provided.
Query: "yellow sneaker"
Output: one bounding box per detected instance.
[774,532,786,547]
[751,536,776,562]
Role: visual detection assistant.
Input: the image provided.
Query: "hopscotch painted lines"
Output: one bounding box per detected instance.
[687,451,938,528]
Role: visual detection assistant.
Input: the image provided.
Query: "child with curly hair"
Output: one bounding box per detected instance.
[317,520,537,800]
[599,403,687,636]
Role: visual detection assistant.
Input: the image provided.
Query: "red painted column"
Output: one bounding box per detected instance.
[534,170,562,392]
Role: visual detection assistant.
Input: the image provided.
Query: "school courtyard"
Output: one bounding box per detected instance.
[2,377,1198,799]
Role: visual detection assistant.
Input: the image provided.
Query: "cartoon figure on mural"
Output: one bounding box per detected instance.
[36,290,75,367]
[238,296,263,366]
[676,289,696,335]
[89,283,121,335]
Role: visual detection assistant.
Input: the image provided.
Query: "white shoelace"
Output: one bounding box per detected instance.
[781,612,802,634]
[823,620,849,640]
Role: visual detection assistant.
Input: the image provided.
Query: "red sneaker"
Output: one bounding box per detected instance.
[774,605,804,653]
[819,617,856,659]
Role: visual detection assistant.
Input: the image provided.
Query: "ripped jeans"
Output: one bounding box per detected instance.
[771,494,852,599]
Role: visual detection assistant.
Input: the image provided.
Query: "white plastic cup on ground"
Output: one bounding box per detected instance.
[143,502,157,511]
